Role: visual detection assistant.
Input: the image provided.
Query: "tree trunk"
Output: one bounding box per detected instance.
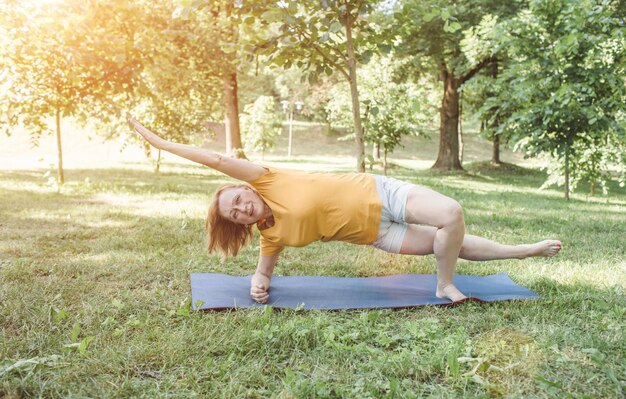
[489,60,501,166]
[55,107,64,184]
[590,147,597,196]
[344,10,365,173]
[590,181,595,196]
[221,2,245,159]
[287,110,294,159]
[458,92,464,164]
[491,133,501,165]
[372,142,380,160]
[383,148,388,176]
[432,70,462,170]
[143,142,151,158]
[564,144,570,201]
[223,70,245,158]
[155,149,161,173]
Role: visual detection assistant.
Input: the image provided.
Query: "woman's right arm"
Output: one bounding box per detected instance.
[129,118,267,182]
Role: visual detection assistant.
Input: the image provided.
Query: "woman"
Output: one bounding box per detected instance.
[129,118,561,304]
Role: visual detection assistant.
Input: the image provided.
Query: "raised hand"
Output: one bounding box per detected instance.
[128,118,168,150]
[128,117,267,182]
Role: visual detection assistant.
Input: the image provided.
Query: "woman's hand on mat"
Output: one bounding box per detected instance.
[250,273,270,304]
[128,118,168,150]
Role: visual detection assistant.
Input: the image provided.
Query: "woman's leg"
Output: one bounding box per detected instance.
[460,235,562,260]
[402,186,467,301]
[400,225,562,260]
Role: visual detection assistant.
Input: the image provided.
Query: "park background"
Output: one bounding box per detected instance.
[1,0,625,398]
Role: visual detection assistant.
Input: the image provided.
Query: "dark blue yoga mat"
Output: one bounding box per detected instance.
[190,272,539,310]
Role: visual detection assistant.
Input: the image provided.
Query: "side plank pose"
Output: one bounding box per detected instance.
[129,118,561,304]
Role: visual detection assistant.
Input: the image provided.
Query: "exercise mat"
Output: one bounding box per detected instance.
[190,272,539,310]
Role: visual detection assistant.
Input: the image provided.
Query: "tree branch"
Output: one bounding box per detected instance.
[76,70,114,97]
[355,0,368,18]
[294,25,349,67]
[460,56,496,85]
[275,6,350,79]
[439,61,448,81]
[306,38,351,80]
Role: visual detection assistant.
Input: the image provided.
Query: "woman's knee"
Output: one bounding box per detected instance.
[404,187,464,227]
[442,201,464,227]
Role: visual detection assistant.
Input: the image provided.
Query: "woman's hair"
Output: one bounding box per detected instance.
[206,184,254,259]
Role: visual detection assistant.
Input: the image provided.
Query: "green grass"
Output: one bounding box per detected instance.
[1,152,625,398]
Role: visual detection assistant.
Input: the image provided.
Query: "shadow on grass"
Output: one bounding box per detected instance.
[0,168,232,197]
[386,160,626,201]
[384,161,547,190]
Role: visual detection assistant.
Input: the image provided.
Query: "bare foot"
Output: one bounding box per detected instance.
[520,240,562,259]
[436,283,467,302]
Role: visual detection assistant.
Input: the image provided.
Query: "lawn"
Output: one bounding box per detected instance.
[1,126,625,398]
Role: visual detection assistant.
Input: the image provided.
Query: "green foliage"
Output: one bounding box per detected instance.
[391,0,522,169]
[486,0,626,196]
[362,89,422,160]
[120,2,222,147]
[540,132,625,195]
[460,15,505,142]
[0,0,222,170]
[241,95,282,158]
[174,0,276,157]
[246,0,387,171]
[251,0,381,82]
[0,0,144,139]
[238,64,317,125]
[392,0,518,79]
[324,56,431,163]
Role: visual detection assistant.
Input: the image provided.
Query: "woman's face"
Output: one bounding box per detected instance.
[218,186,265,225]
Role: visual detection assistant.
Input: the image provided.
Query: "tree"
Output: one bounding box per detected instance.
[486,59,502,165]
[253,0,383,172]
[240,95,282,159]
[488,0,626,198]
[463,59,504,165]
[460,15,507,165]
[324,55,430,173]
[392,0,520,170]
[0,0,144,184]
[125,1,222,172]
[174,1,251,159]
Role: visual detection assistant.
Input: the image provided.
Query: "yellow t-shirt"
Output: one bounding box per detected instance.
[248,167,382,256]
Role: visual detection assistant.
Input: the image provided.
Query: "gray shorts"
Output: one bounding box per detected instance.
[371,174,413,253]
